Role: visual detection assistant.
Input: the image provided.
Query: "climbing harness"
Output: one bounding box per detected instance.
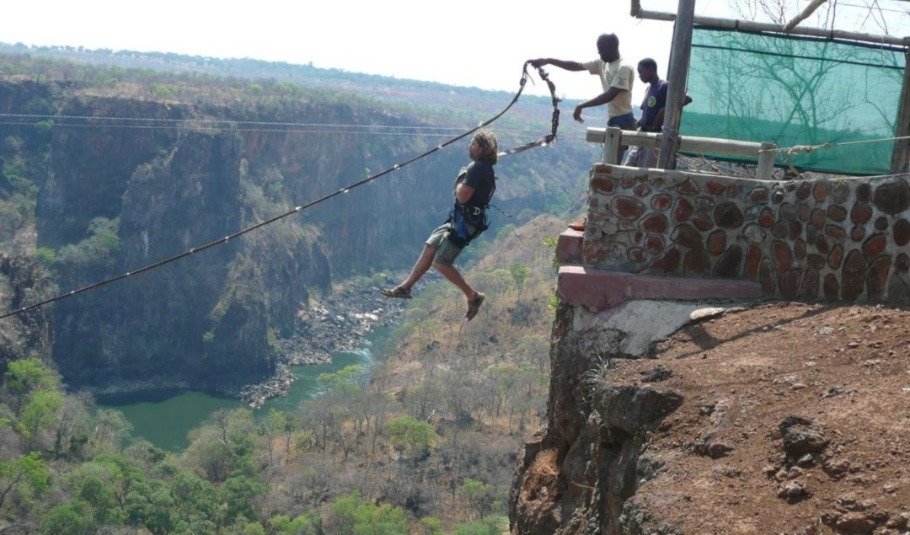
[0,61,562,320]
[446,161,496,248]
[447,199,489,249]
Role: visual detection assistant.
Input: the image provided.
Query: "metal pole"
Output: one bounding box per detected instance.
[892,50,910,174]
[658,0,696,170]
[634,10,910,48]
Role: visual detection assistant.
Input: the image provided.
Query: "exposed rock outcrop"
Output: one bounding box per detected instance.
[0,254,52,369]
[510,301,709,534]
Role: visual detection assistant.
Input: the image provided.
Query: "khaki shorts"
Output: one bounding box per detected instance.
[426,224,463,266]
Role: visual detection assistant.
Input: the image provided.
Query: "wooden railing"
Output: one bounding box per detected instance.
[586,126,778,180]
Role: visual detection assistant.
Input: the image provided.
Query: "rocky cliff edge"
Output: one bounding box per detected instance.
[510,300,910,535]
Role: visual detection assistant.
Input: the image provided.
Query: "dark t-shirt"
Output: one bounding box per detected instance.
[462,160,495,208]
[639,80,668,132]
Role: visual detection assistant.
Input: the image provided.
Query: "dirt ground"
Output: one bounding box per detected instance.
[609,301,910,535]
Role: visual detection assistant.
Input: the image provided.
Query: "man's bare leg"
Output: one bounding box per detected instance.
[433,262,479,300]
[398,245,437,290]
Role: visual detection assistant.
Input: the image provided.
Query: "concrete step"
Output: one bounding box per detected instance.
[557,265,764,312]
[556,229,585,265]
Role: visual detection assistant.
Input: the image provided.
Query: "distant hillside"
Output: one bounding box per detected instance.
[0,42,575,130]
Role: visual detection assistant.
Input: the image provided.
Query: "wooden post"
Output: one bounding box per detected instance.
[757,142,777,180]
[892,50,910,174]
[603,127,623,164]
[658,0,696,170]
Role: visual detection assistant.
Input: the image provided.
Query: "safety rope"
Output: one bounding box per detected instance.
[0,61,561,320]
[758,134,910,155]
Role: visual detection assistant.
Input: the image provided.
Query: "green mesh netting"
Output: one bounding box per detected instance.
[682,26,906,175]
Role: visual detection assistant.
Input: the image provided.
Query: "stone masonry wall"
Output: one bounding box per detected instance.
[582,164,910,305]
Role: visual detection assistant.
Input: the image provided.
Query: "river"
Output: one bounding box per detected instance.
[99,328,390,451]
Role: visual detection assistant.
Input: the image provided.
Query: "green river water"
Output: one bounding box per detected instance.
[99,329,388,451]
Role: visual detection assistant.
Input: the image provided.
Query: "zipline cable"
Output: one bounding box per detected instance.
[0,61,561,320]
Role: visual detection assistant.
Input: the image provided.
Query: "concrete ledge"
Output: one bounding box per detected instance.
[558,265,764,312]
[556,229,584,265]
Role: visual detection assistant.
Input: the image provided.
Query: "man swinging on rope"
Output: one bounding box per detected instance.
[380,130,498,322]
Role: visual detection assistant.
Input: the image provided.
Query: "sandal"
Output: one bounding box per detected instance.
[465,292,485,321]
[380,286,412,299]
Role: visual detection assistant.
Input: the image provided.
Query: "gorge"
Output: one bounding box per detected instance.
[0,52,590,400]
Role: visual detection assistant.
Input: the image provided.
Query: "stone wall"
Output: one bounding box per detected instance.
[582,164,910,305]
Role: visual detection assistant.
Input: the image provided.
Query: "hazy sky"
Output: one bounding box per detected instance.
[1,1,710,102]
[3,1,907,103]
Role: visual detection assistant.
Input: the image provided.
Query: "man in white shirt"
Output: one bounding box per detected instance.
[531,33,636,128]
[531,33,636,230]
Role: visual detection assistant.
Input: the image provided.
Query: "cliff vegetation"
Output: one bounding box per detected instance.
[0,210,564,533]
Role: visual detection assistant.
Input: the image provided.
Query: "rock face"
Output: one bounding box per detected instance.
[0,255,53,368]
[509,301,690,534]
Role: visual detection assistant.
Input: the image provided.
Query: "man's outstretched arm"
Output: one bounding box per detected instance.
[529,58,586,71]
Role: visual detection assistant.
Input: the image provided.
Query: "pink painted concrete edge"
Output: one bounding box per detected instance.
[556,229,584,265]
[557,265,764,312]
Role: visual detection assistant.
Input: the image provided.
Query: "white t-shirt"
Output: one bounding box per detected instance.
[582,58,634,118]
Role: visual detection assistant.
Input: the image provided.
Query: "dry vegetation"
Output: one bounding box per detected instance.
[252,214,567,531]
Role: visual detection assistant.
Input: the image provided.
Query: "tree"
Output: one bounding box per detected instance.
[401,380,441,423]
[182,408,258,482]
[53,217,121,284]
[419,516,443,535]
[76,475,123,525]
[461,479,497,520]
[385,416,438,461]
[302,365,363,456]
[0,452,49,511]
[91,408,132,451]
[268,512,322,535]
[260,408,286,471]
[52,392,92,460]
[18,389,62,452]
[124,479,175,535]
[169,471,220,530]
[220,475,266,525]
[42,502,96,535]
[509,262,529,299]
[733,0,897,34]
[71,454,146,516]
[326,491,408,535]
[486,363,519,419]
[281,412,295,463]
[4,357,57,417]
